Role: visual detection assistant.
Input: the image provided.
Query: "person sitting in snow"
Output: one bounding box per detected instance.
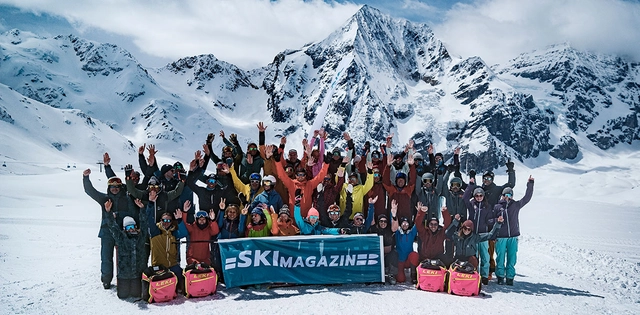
[270,205,300,236]
[446,213,503,276]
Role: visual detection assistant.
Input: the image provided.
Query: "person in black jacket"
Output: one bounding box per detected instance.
[369,213,398,284]
[83,169,138,289]
[105,198,149,299]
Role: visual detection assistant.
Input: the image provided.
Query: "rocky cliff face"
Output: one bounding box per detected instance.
[1,6,638,171]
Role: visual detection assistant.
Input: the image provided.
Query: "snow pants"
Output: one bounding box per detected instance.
[396,251,419,283]
[495,237,518,279]
[117,277,142,299]
[477,240,490,278]
[100,233,115,284]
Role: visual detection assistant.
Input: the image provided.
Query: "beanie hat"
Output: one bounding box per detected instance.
[435,152,444,159]
[371,150,381,159]
[161,164,173,175]
[483,171,494,179]
[413,152,423,160]
[462,220,474,231]
[473,187,485,196]
[427,217,439,225]
[353,212,364,219]
[393,153,403,160]
[148,176,159,185]
[307,208,320,219]
[122,216,136,228]
[450,177,462,186]
[377,214,388,222]
[251,207,264,216]
[278,205,290,216]
[502,187,514,195]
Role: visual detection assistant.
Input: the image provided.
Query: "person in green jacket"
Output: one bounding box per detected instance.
[245,205,273,237]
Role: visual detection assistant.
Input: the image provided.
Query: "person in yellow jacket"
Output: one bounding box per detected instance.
[224,163,264,205]
[147,190,188,294]
[340,161,374,219]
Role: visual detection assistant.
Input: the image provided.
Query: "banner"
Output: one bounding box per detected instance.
[218,234,384,288]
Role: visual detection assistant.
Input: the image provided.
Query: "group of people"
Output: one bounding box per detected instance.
[83,122,534,299]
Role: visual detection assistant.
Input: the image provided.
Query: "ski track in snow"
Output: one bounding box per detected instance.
[1,170,640,314]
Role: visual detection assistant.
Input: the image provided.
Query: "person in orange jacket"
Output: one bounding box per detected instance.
[181,200,220,265]
[267,144,329,218]
[270,204,300,236]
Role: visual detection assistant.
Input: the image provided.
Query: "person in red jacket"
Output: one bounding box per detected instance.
[382,152,417,224]
[181,200,219,265]
[269,144,329,218]
[415,203,453,266]
[364,167,388,221]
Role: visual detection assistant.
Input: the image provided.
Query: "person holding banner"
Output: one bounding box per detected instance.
[245,205,273,237]
[294,197,343,235]
[391,199,419,284]
[369,213,398,284]
[270,205,300,236]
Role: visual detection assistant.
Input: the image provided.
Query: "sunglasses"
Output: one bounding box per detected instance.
[451,182,461,188]
[309,215,318,220]
[296,172,306,177]
[207,179,217,185]
[148,185,160,190]
[373,173,380,177]
[429,223,439,227]
[323,177,332,181]
[422,179,433,183]
[125,224,135,231]
[462,227,472,231]
[474,194,484,198]
[248,147,258,151]
[108,185,121,189]
[262,180,273,186]
[250,179,261,184]
[484,176,493,181]
[379,220,388,223]
[329,211,340,216]
[354,217,364,222]
[162,219,172,223]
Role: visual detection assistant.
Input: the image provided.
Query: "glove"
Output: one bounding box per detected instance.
[346,184,354,194]
[506,159,514,171]
[447,164,456,172]
[229,133,238,144]
[206,133,214,144]
[124,164,133,178]
[468,170,476,178]
[317,183,323,193]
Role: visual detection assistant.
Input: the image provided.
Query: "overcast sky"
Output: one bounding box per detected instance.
[0,0,639,69]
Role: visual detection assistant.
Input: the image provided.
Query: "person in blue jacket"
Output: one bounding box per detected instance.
[391,199,419,284]
[294,196,342,235]
[493,175,534,286]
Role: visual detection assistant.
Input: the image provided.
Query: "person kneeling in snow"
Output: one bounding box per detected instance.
[105,198,148,299]
[294,197,343,236]
[445,212,503,278]
[391,200,419,284]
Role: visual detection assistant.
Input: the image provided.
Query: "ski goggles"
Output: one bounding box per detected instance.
[124,224,135,231]
[483,176,493,181]
[147,185,161,191]
[451,182,461,188]
[422,179,433,183]
[503,193,513,198]
[161,219,172,223]
[250,179,261,184]
[207,179,217,185]
[328,211,340,216]
[195,211,208,219]
[296,172,306,177]
[373,173,381,177]
[308,215,318,220]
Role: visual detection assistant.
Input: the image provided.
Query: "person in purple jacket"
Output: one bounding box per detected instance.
[493,175,534,286]
[463,176,497,285]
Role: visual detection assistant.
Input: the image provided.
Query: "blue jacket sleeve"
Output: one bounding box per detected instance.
[477,222,502,242]
[364,203,375,233]
[174,221,188,239]
[238,214,247,234]
[321,227,340,235]
[294,204,312,235]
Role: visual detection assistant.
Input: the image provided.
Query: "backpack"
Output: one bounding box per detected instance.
[141,265,178,303]
[184,262,218,298]
[416,259,447,292]
[447,260,481,296]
